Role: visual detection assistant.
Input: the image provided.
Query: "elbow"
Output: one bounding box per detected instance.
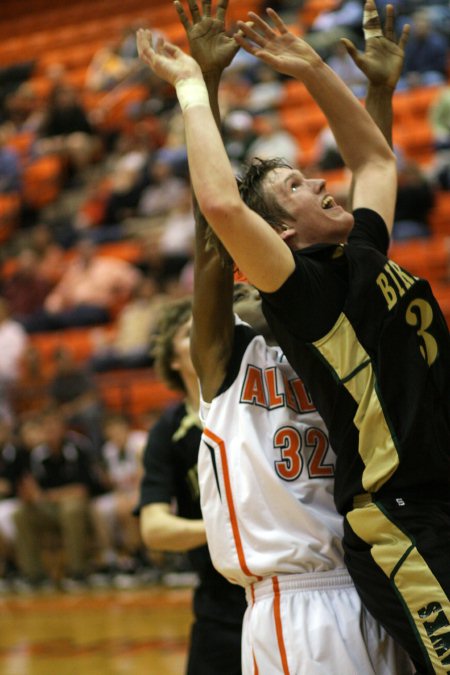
[197,194,243,236]
[140,519,165,551]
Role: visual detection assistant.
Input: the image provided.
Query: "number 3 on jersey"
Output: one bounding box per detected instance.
[273,426,335,481]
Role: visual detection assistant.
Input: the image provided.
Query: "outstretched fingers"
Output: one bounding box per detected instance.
[340,37,359,63]
[174,1,191,30]
[216,0,229,23]
[235,20,267,49]
[186,0,201,22]
[137,29,154,62]
[398,22,410,51]
[383,4,395,41]
[266,8,288,34]
[202,0,211,17]
[247,11,277,39]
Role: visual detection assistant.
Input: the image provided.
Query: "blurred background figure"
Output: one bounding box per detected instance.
[1,247,52,323]
[0,416,29,592]
[13,407,105,592]
[47,346,105,457]
[90,412,147,587]
[89,276,165,372]
[392,158,435,241]
[0,298,28,422]
[398,8,448,90]
[22,237,140,332]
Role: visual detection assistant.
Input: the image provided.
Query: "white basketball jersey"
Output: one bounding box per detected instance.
[199,325,345,588]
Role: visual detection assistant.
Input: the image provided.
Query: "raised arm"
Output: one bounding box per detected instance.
[342,2,409,148]
[136,22,295,293]
[341,2,409,211]
[174,0,238,402]
[235,2,398,230]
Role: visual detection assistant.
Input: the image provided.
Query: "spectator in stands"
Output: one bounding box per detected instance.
[398,8,448,90]
[0,416,29,590]
[392,158,434,241]
[305,0,364,60]
[429,86,450,164]
[22,237,140,332]
[326,39,368,98]
[0,298,28,421]
[137,156,188,219]
[246,111,302,166]
[0,125,22,194]
[28,222,66,285]
[393,1,450,37]
[222,109,256,172]
[47,346,105,457]
[157,184,195,263]
[13,407,104,592]
[246,63,284,114]
[86,124,156,230]
[36,83,102,182]
[85,40,132,93]
[311,125,346,171]
[261,0,305,23]
[90,413,146,584]
[3,83,43,134]
[2,247,52,322]
[134,236,192,293]
[89,276,165,372]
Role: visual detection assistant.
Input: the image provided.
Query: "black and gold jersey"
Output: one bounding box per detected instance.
[261,208,450,514]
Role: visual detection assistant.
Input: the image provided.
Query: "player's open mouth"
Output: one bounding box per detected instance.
[321,194,335,209]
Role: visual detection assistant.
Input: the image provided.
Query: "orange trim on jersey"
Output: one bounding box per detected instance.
[272,576,291,675]
[203,427,262,580]
[250,584,256,606]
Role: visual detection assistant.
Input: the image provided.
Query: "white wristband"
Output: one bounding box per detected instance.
[175,78,210,112]
[363,8,383,39]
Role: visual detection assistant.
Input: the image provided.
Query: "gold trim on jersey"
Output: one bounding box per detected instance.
[348,503,450,673]
[313,313,399,492]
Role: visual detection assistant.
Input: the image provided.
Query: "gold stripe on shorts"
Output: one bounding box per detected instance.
[347,503,450,673]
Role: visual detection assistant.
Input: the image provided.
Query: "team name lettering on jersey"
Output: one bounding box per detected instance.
[240,364,316,414]
[376,260,417,310]
[417,601,450,668]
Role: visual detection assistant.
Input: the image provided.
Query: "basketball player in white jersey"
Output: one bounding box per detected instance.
[163,2,413,673]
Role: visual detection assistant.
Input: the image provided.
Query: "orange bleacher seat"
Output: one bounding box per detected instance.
[429,191,450,237]
[0,193,20,244]
[96,369,181,420]
[97,239,142,264]
[279,80,314,111]
[393,121,435,165]
[6,132,35,163]
[22,154,64,210]
[389,236,449,282]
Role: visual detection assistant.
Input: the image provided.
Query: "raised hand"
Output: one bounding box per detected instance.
[341,1,410,90]
[234,8,322,78]
[174,0,238,74]
[136,28,202,86]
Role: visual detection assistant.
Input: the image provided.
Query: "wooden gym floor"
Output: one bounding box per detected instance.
[0,585,192,675]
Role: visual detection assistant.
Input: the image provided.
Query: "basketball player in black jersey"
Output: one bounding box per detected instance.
[136,1,450,672]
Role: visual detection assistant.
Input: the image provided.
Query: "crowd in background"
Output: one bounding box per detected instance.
[0,0,449,593]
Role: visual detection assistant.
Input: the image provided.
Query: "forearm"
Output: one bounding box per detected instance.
[140,507,207,552]
[182,95,241,226]
[300,60,394,170]
[365,83,394,148]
